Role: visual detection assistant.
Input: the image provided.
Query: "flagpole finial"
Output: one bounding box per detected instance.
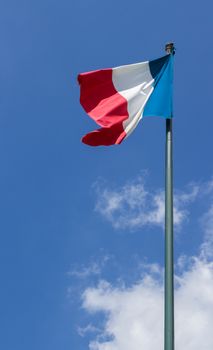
[165,42,175,54]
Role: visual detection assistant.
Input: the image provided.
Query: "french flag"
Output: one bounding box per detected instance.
[78,54,174,146]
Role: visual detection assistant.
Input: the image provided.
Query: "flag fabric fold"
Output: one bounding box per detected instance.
[78,54,174,146]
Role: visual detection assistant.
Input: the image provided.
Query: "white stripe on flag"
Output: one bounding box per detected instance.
[112,61,154,137]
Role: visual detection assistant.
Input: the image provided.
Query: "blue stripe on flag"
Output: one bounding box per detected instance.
[144,54,174,119]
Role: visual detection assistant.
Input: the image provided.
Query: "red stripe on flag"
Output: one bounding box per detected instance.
[82,123,127,146]
[78,69,129,128]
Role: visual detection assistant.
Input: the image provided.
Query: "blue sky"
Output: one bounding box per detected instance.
[1,0,213,349]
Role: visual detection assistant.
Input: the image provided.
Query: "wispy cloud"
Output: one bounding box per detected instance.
[200,204,213,259]
[68,262,101,279]
[68,256,110,279]
[77,324,101,338]
[94,177,199,230]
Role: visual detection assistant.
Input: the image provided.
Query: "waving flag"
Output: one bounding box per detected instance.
[78,54,174,146]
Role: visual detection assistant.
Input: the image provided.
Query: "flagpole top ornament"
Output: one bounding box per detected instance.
[165,42,175,54]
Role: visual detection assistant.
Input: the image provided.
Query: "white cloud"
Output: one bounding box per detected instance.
[94,177,199,230]
[82,257,213,350]
[79,179,213,350]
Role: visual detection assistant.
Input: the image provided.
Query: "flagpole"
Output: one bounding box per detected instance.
[164,42,175,350]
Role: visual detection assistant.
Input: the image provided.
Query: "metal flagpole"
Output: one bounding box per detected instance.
[164,42,175,350]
